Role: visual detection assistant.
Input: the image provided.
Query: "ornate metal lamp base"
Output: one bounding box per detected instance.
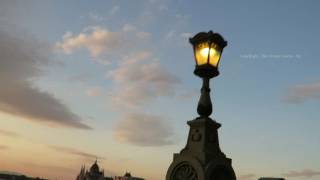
[166,117,236,180]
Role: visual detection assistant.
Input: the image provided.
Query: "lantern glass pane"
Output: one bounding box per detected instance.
[195,42,210,65]
[208,43,222,67]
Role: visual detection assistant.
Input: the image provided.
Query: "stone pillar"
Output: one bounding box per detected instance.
[166,117,236,180]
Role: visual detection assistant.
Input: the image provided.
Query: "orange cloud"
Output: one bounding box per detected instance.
[0,129,20,138]
[283,169,320,178]
[285,82,320,103]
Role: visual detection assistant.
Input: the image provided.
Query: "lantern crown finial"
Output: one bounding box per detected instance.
[189,31,227,49]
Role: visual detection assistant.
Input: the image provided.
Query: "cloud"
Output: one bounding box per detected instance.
[0,145,9,150]
[0,129,20,138]
[0,28,91,129]
[49,145,103,160]
[113,113,175,146]
[282,169,320,178]
[285,82,320,103]
[238,174,256,180]
[55,26,151,61]
[56,27,123,57]
[108,51,180,107]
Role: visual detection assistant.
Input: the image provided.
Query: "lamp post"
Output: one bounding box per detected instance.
[166,31,236,180]
[190,30,227,118]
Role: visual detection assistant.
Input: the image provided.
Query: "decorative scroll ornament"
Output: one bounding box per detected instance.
[171,163,198,180]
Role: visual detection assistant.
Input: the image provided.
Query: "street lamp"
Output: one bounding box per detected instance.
[189,31,227,117]
[166,30,236,180]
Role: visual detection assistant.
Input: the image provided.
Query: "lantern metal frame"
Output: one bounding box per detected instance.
[189,31,227,79]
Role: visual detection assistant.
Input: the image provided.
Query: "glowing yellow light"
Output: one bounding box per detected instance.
[200,47,216,58]
[194,42,221,67]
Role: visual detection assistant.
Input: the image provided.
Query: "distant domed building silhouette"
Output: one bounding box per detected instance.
[76,160,144,180]
[76,160,112,180]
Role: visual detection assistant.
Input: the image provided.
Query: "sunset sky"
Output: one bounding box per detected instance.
[1,0,320,180]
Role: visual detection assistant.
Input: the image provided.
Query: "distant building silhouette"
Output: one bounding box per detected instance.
[0,172,47,180]
[76,160,112,180]
[76,161,144,180]
[114,172,144,180]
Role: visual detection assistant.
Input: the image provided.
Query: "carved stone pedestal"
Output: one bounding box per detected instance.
[166,117,236,180]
